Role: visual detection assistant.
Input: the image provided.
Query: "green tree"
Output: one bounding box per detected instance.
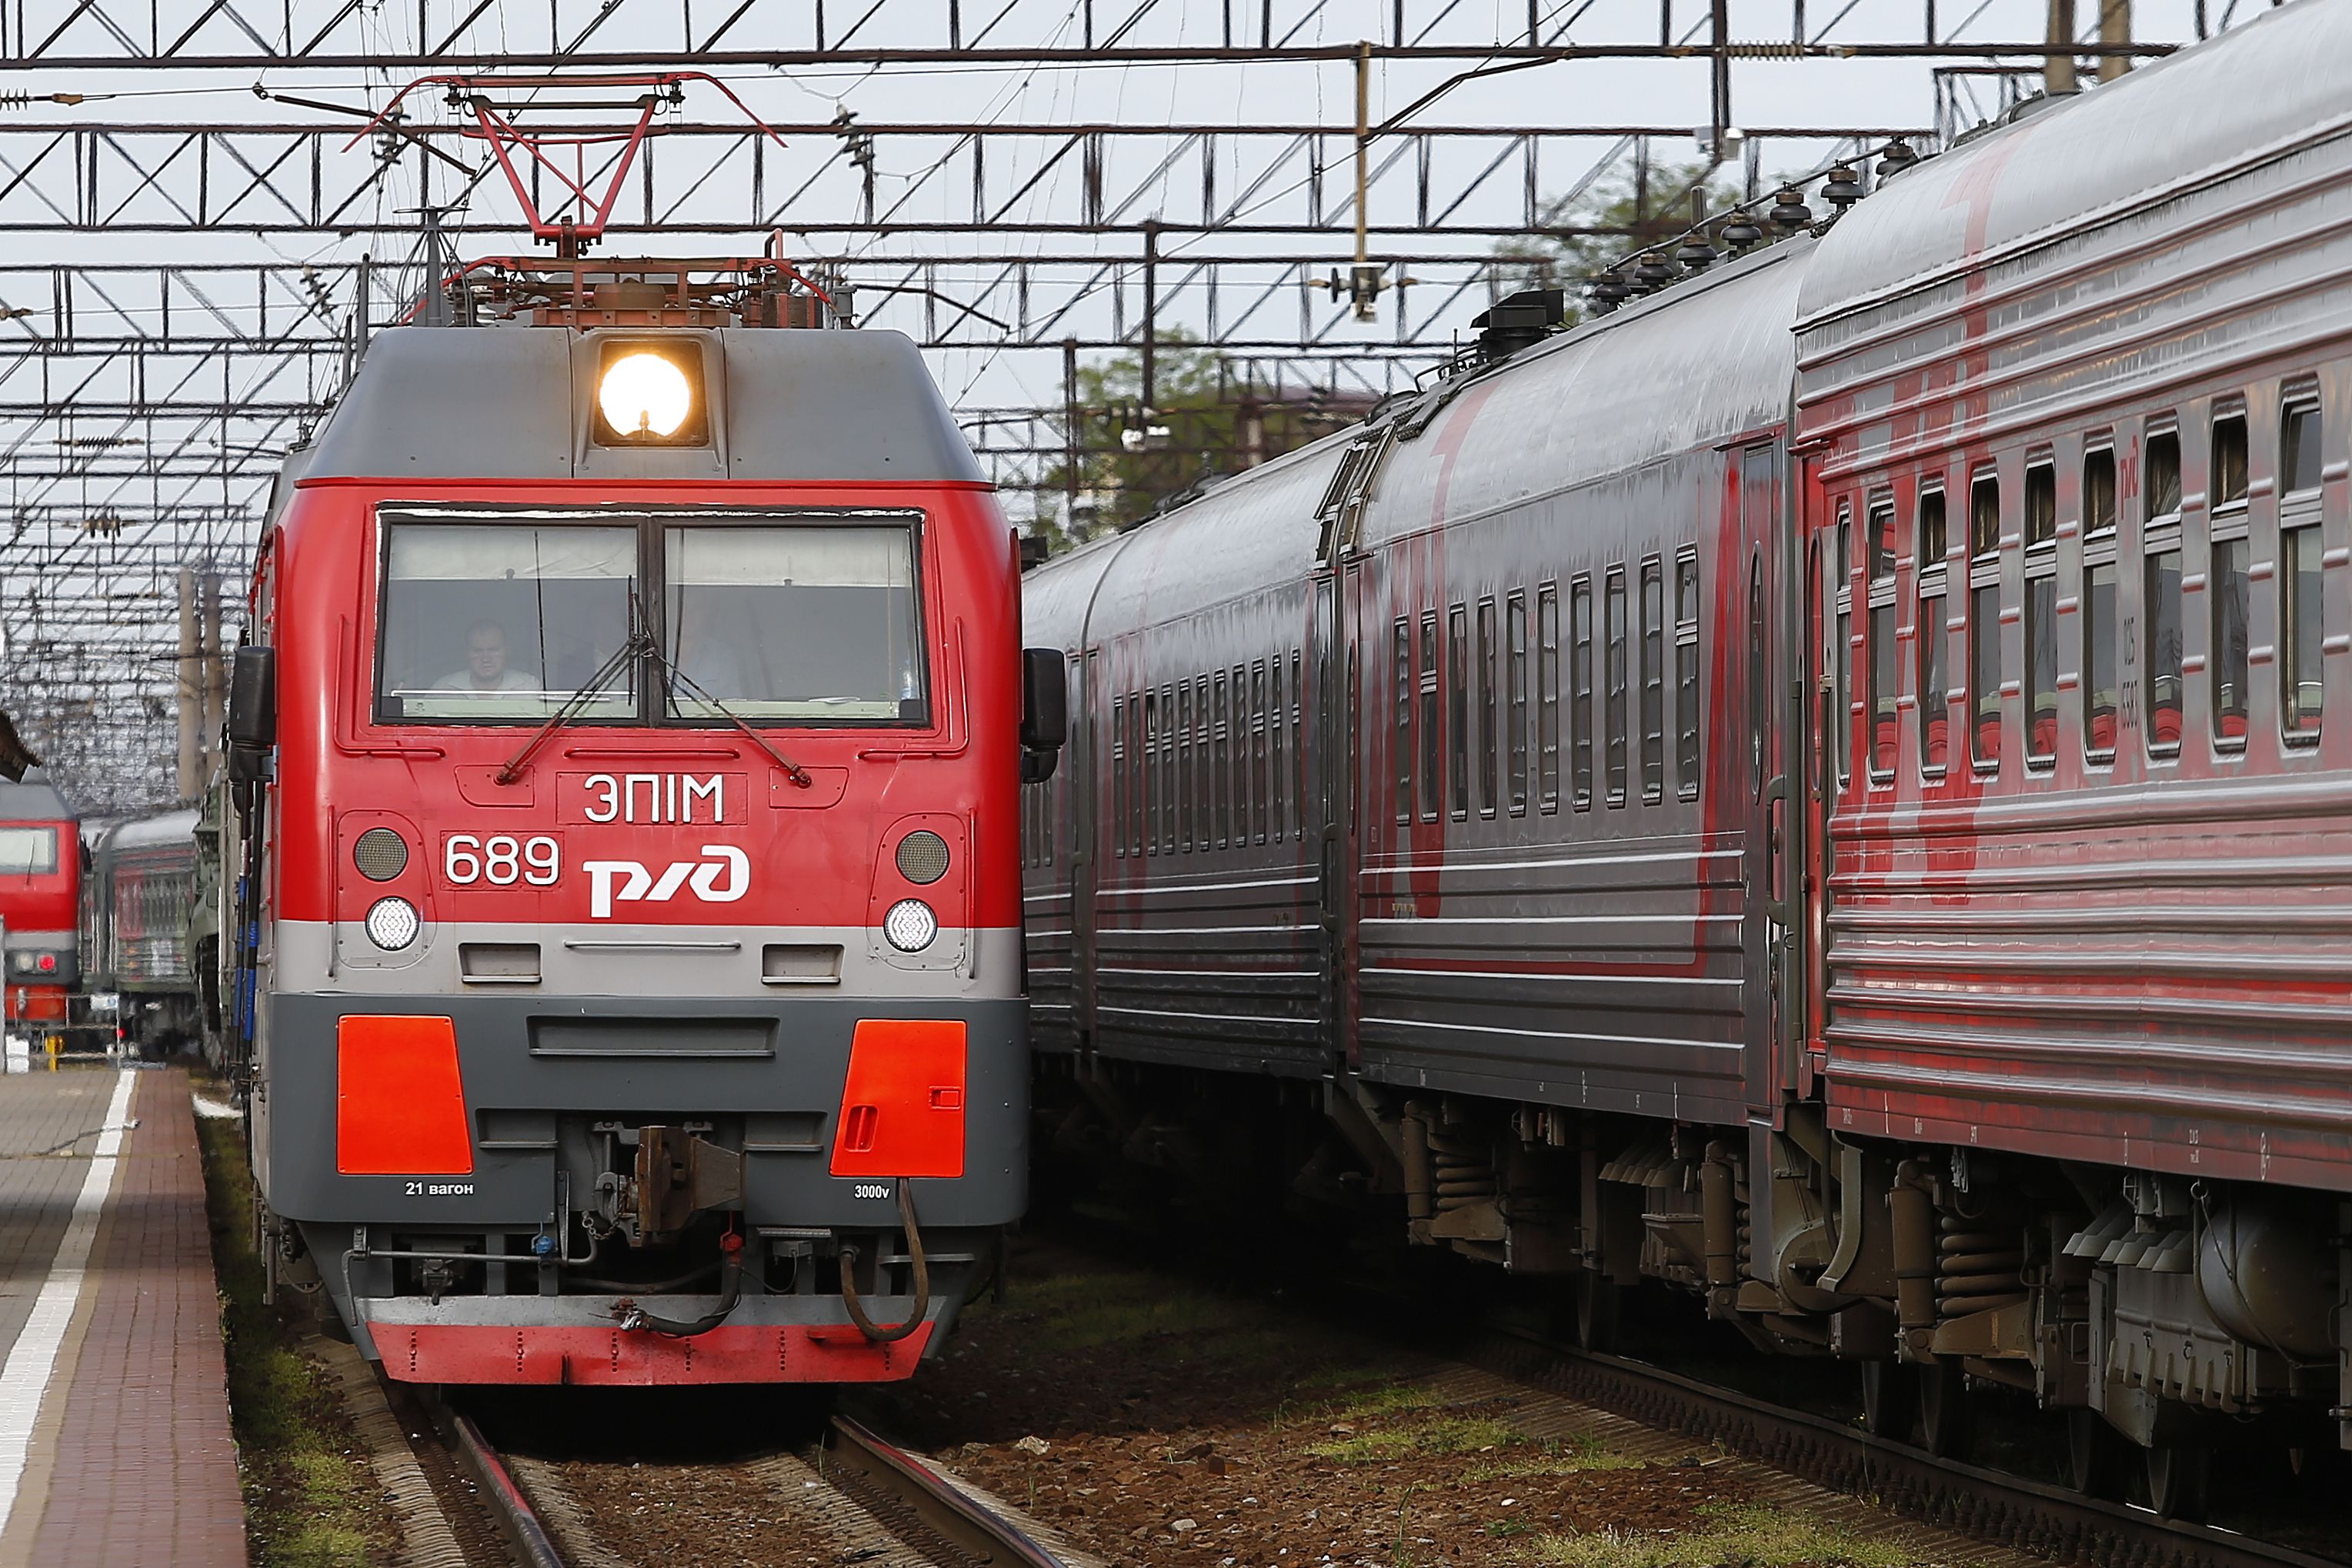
[1497,153,1745,322]
[1035,332,1369,544]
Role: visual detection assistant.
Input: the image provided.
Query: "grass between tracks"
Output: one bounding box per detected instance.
[1526,1502,1910,1567]
[195,1113,392,1568]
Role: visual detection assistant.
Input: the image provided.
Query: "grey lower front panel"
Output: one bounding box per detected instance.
[255,991,1029,1231]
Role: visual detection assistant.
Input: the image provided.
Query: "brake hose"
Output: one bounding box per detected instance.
[620,1229,745,1339]
[839,1182,930,1343]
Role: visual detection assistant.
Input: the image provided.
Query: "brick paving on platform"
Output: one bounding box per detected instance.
[2,1068,245,1567]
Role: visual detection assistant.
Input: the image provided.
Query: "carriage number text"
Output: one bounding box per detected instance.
[444,834,560,887]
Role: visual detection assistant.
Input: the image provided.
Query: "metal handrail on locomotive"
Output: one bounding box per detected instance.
[224,239,1065,1386]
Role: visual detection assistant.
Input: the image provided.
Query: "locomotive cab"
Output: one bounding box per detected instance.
[236,259,1028,1384]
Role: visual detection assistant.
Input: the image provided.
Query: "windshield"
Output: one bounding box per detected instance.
[377,522,636,722]
[0,827,56,874]
[664,524,926,722]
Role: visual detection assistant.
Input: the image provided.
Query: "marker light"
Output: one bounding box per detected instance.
[365,896,421,952]
[882,899,939,953]
[597,351,695,439]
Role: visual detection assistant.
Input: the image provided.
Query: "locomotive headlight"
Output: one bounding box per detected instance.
[882,898,938,953]
[364,896,421,952]
[596,351,695,440]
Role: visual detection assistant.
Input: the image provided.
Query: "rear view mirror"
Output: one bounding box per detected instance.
[1019,647,1067,753]
[226,646,277,782]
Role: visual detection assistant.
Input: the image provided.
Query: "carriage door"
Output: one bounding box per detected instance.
[1314,430,1389,1070]
[1740,442,1797,1110]
[1072,646,1102,1045]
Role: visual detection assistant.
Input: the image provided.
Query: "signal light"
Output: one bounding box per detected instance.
[592,342,708,447]
[35,953,53,973]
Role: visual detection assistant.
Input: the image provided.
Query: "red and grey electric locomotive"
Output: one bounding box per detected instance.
[0,772,78,1033]
[228,253,1062,1386]
[1024,0,2350,1515]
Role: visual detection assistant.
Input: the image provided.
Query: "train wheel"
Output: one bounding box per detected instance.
[1573,1269,1621,1353]
[1915,1361,1974,1459]
[2142,1442,2210,1522]
[1860,1361,1916,1439]
[2067,1410,2127,1500]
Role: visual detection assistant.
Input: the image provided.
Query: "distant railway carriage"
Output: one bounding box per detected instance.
[223,253,1062,1386]
[0,773,79,1029]
[78,810,210,1056]
[1023,1,2352,1516]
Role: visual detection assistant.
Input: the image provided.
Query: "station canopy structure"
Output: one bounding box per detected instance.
[0,0,2231,809]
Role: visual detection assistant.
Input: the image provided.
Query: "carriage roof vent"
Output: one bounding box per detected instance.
[1472,288,1566,364]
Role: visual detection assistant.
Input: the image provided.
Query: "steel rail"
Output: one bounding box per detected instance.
[828,1414,1073,1567]
[1476,1328,2346,1568]
[445,1408,570,1568]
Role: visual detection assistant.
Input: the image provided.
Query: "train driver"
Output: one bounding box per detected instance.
[434,620,541,693]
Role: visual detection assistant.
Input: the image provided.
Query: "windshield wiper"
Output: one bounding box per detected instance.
[495,626,650,786]
[655,648,814,789]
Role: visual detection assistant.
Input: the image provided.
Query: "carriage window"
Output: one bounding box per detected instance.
[1161,684,1179,852]
[1111,695,1128,857]
[2083,449,2117,536]
[1968,475,2002,771]
[1213,672,1231,846]
[664,524,924,723]
[2144,428,2182,519]
[1251,661,1269,845]
[1393,622,1413,825]
[2084,561,2118,762]
[2083,443,2122,765]
[1477,599,1500,817]
[1131,694,1148,855]
[1179,680,1196,851]
[379,522,636,722]
[2281,395,2324,743]
[1507,592,1530,816]
[2283,525,2324,742]
[2284,399,2323,498]
[1537,585,1561,813]
[1864,499,1897,779]
[2023,462,2057,549]
[1833,515,1852,785]
[2146,548,2184,756]
[1674,552,1700,798]
[1605,569,1628,806]
[1420,610,1441,823]
[1291,650,1304,839]
[1242,667,1260,846]
[2210,410,2248,510]
[1917,490,1949,776]
[0,827,57,875]
[1143,690,1161,855]
[1269,658,1286,842]
[1448,606,1470,821]
[2211,538,2250,749]
[1571,579,1593,809]
[1640,560,1664,803]
[2023,462,2058,766]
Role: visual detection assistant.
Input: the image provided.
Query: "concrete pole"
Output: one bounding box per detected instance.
[175,567,202,801]
[2097,0,2131,83]
[198,573,225,778]
[2046,0,2079,94]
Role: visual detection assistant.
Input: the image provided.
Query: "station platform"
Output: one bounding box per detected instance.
[0,1066,244,1566]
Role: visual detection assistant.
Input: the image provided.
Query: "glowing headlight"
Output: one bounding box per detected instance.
[364,896,421,952]
[597,351,694,439]
[882,898,938,953]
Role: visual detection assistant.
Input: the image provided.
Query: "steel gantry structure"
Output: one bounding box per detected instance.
[0,0,2223,808]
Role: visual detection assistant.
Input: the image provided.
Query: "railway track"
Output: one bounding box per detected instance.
[1466,1324,2346,1568]
[449,1400,1090,1568]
